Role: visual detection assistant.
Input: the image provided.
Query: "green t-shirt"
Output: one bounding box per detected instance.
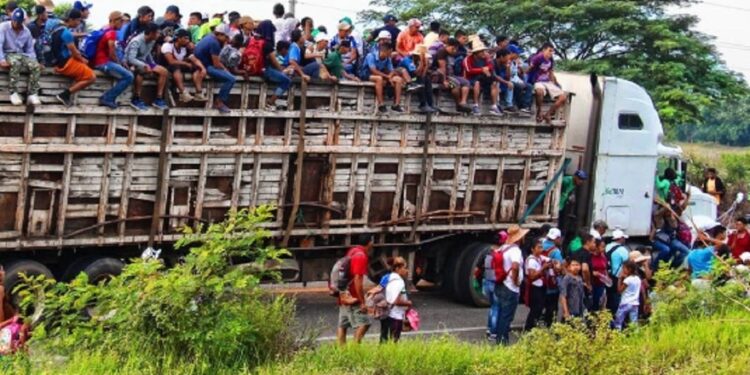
[568,236,582,253]
[324,51,344,79]
[559,175,575,211]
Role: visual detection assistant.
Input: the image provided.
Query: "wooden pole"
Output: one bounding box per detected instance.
[410,113,432,241]
[282,81,308,247]
[149,109,171,248]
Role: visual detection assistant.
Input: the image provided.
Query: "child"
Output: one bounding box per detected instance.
[612,261,641,330]
[264,40,293,109]
[493,49,515,112]
[524,237,551,330]
[559,258,585,322]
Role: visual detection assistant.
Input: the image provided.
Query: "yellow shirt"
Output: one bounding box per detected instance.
[706,178,720,204]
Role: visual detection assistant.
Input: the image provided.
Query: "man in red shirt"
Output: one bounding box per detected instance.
[336,234,374,345]
[94,11,134,109]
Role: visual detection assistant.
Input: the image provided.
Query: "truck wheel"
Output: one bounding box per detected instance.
[454,242,492,307]
[441,248,463,297]
[62,256,100,281]
[4,260,54,308]
[82,258,124,284]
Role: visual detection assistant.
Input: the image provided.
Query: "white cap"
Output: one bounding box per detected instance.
[377,30,391,40]
[314,32,329,43]
[590,228,602,240]
[546,228,561,241]
[740,252,750,263]
[214,23,231,35]
[612,229,628,240]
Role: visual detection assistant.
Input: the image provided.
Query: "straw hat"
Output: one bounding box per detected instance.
[506,224,530,245]
[468,34,487,53]
[411,43,428,56]
[629,250,651,264]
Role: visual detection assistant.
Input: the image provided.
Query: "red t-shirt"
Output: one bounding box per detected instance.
[729,231,750,260]
[93,29,116,67]
[590,252,608,287]
[346,246,368,303]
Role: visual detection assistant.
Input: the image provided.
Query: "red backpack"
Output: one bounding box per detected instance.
[242,37,266,76]
[491,245,513,282]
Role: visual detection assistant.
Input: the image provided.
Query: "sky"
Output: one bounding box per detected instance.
[83,0,749,79]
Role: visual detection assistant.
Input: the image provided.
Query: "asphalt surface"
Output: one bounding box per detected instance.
[285,286,529,343]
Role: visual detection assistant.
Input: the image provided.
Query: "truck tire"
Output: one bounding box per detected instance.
[4,260,54,307]
[454,242,492,307]
[441,248,463,297]
[62,256,100,281]
[82,258,124,284]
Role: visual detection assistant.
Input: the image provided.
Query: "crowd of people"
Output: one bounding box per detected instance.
[330,166,750,346]
[0,2,566,120]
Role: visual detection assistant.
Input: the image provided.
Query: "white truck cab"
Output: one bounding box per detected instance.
[557,73,717,238]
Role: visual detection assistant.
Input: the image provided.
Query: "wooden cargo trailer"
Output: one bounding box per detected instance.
[0,71,569,305]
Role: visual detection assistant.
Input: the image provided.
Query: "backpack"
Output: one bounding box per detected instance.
[81,27,108,63]
[328,256,352,297]
[242,37,266,76]
[365,274,394,320]
[48,25,69,68]
[491,244,515,283]
[606,244,625,278]
[0,316,24,354]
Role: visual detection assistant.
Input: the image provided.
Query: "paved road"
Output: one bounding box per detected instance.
[286,288,529,343]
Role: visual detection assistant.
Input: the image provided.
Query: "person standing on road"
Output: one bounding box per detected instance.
[483,231,507,341]
[524,237,551,331]
[701,168,725,206]
[605,229,630,316]
[493,225,528,345]
[541,228,564,327]
[382,257,412,343]
[337,234,374,345]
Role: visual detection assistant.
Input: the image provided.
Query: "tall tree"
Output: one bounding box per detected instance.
[361,0,748,130]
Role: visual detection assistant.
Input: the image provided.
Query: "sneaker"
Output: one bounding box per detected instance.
[489,105,503,116]
[193,91,208,101]
[213,101,231,114]
[472,105,481,116]
[179,91,194,103]
[56,91,72,107]
[391,104,405,113]
[130,98,148,111]
[378,105,388,114]
[275,99,289,109]
[503,105,518,113]
[99,98,118,109]
[27,94,41,106]
[519,107,532,114]
[418,105,437,113]
[9,92,23,106]
[153,98,168,110]
[406,83,424,93]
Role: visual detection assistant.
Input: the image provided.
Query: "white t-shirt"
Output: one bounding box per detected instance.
[526,255,543,287]
[620,275,641,306]
[161,43,188,62]
[503,244,524,293]
[385,273,408,320]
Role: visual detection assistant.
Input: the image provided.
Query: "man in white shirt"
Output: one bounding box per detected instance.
[493,225,528,345]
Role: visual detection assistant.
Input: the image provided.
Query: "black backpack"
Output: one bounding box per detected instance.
[606,244,624,279]
[48,25,69,68]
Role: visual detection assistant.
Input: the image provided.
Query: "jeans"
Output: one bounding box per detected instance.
[612,304,639,330]
[417,75,434,107]
[652,238,689,270]
[592,285,607,312]
[513,79,531,109]
[264,67,292,97]
[542,291,559,327]
[499,82,514,107]
[524,285,546,331]
[495,283,519,345]
[606,284,621,317]
[301,61,320,78]
[483,280,499,336]
[97,62,134,103]
[206,66,236,103]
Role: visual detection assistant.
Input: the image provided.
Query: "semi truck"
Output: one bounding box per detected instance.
[0,70,715,306]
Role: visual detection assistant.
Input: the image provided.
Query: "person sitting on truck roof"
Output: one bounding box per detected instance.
[0,8,42,107]
[94,11,133,109]
[528,42,567,124]
[324,39,359,82]
[287,29,320,83]
[463,38,502,116]
[396,18,424,57]
[194,23,236,114]
[433,38,472,114]
[410,44,436,113]
[507,44,532,113]
[329,22,358,75]
[160,28,208,103]
[52,9,96,107]
[124,22,169,111]
[494,48,516,112]
[359,41,405,114]
[368,14,400,44]
[427,29,449,58]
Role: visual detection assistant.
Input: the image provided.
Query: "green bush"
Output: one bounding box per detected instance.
[720,153,750,184]
[15,206,296,374]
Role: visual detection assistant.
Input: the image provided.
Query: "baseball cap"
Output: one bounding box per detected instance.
[383,14,397,23]
[166,5,181,17]
[64,9,82,20]
[407,18,422,28]
[629,250,651,264]
[508,44,524,56]
[574,170,588,180]
[174,28,190,39]
[376,30,391,40]
[339,16,353,26]
[73,1,92,11]
[214,23,231,35]
[314,32,328,43]
[546,228,562,241]
[11,8,24,23]
[612,229,628,240]
[337,22,351,31]
[228,11,240,23]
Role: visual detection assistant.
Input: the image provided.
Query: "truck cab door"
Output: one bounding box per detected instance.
[591,78,662,237]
